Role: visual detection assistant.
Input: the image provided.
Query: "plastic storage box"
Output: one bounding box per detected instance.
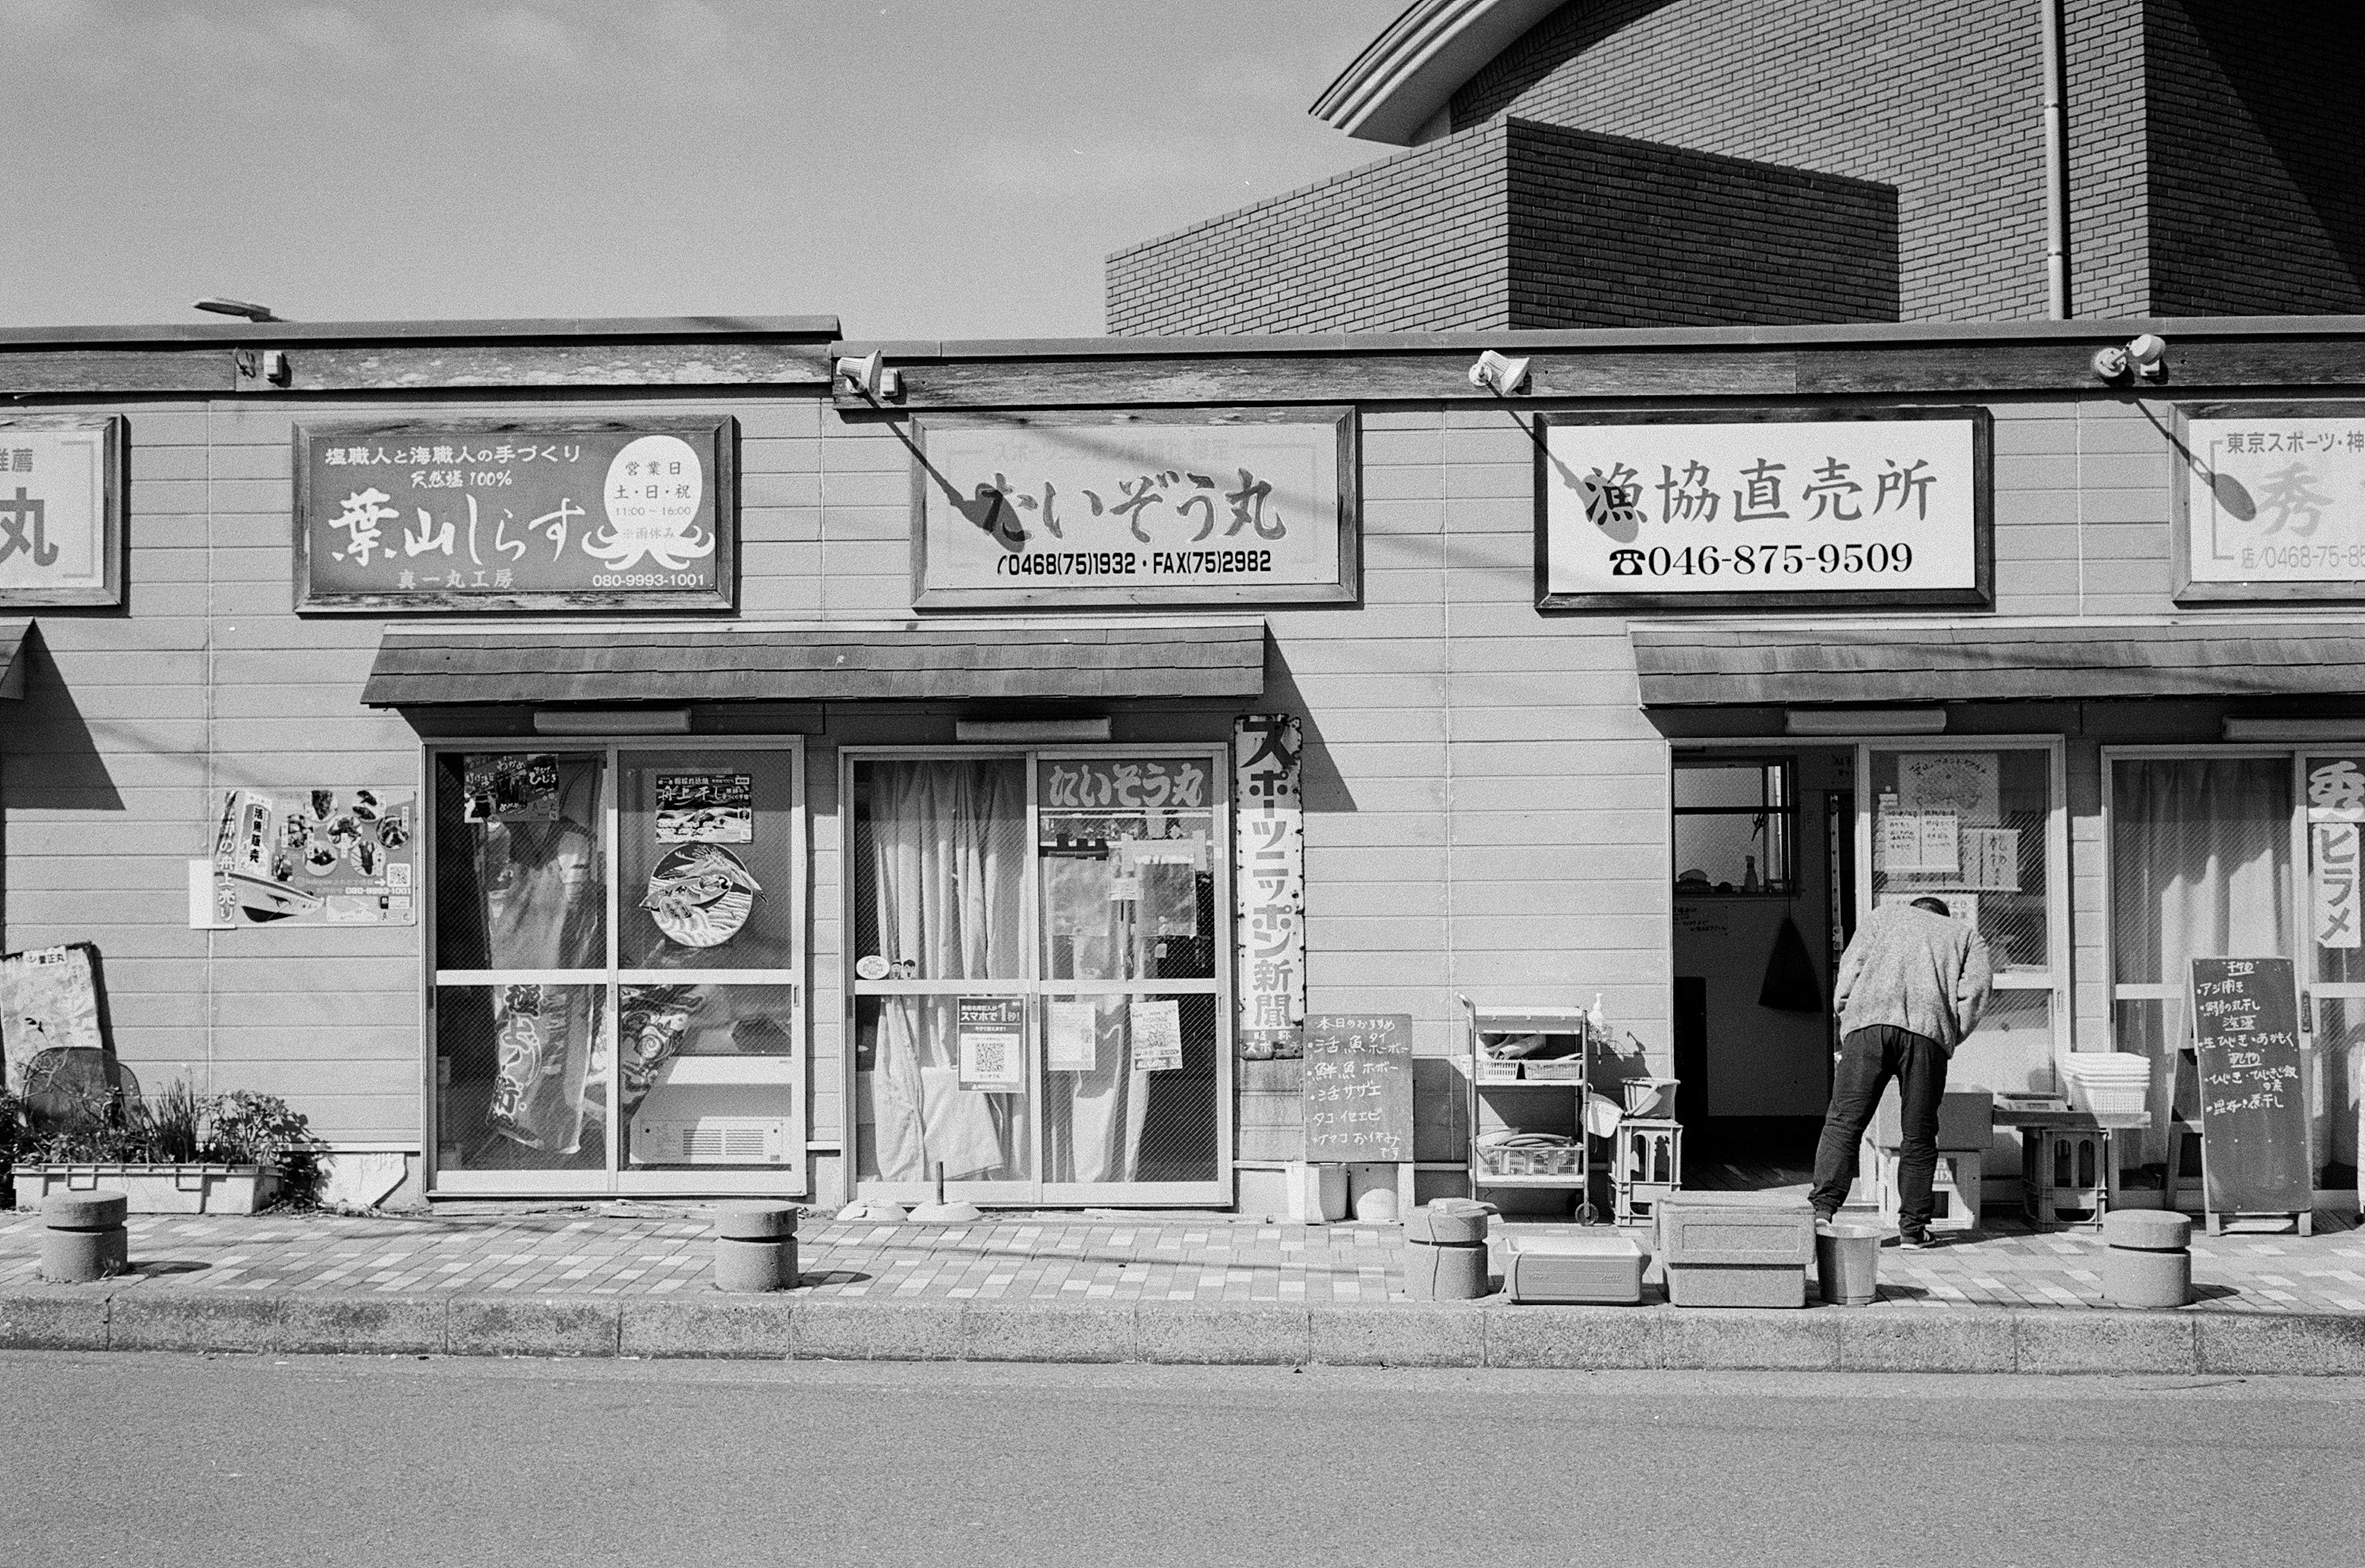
[1655,1190,1815,1309]
[1503,1232,1646,1304]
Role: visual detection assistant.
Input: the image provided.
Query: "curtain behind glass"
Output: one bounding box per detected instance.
[861,760,1027,1181]
[2111,758,2292,1153]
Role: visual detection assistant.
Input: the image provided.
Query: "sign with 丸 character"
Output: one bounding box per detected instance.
[0,415,124,607]
[908,406,1358,608]
[1537,407,1991,611]
[293,417,735,612]
[2173,402,2365,604]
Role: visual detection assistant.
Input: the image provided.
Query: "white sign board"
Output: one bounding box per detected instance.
[0,416,122,606]
[910,408,1356,608]
[1538,410,1989,609]
[2176,404,2365,602]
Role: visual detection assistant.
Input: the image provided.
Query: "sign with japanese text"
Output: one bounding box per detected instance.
[908,407,1357,608]
[209,786,418,927]
[2307,756,2365,950]
[1234,715,1306,1059]
[293,417,735,612]
[0,415,124,607]
[956,996,1025,1094]
[1300,1013,1412,1163]
[1537,408,1991,610]
[2174,402,2365,602]
[2186,957,2311,1216]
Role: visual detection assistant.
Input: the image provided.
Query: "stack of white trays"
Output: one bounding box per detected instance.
[2060,1053,2151,1118]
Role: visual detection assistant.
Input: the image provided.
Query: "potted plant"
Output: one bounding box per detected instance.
[5,1080,323,1215]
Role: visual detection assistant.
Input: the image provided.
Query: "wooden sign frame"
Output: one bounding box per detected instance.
[292,415,738,615]
[2183,956,2314,1235]
[2170,398,2365,605]
[0,413,127,608]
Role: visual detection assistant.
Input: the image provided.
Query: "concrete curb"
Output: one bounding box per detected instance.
[3,1288,2361,1373]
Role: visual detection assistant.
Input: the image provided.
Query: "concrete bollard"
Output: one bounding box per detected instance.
[713,1202,799,1293]
[2100,1208,2191,1309]
[1402,1199,1491,1301]
[42,1190,129,1283]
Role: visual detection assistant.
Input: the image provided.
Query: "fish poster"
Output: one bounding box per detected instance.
[211,787,418,926]
[654,772,753,843]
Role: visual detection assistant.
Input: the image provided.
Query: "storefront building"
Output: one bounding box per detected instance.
[2,314,2362,1211]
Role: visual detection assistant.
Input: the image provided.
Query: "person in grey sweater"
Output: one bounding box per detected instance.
[1807,897,1994,1247]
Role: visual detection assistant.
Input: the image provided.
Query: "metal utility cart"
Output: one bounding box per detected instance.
[1460,996,1595,1222]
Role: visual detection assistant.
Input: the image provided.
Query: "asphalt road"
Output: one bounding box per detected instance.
[2,1353,2359,1566]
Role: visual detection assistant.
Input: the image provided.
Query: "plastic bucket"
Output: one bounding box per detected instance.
[1815,1223,1882,1306]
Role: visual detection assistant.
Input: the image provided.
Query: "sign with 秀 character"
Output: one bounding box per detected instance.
[1234,714,1306,1059]
[0,415,125,607]
[293,416,735,612]
[2173,401,2365,604]
[908,407,1358,608]
[1537,406,1991,612]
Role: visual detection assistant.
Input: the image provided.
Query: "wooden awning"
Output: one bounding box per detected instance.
[1631,621,2365,706]
[0,620,30,700]
[362,620,1267,707]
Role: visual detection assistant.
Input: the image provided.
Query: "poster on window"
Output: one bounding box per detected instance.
[1538,408,1991,610]
[0,416,124,607]
[462,753,559,822]
[907,406,1357,608]
[956,996,1026,1094]
[209,788,418,926]
[1896,753,2001,825]
[1129,998,1184,1072]
[1235,714,1306,1059]
[293,416,735,612]
[2174,403,2365,602]
[654,772,753,843]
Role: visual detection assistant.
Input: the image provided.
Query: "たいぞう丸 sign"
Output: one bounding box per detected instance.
[1537,407,1991,610]
[908,406,1357,608]
[0,416,124,607]
[293,417,735,612]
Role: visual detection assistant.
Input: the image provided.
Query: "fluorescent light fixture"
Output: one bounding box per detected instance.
[1784,708,1945,736]
[532,708,692,735]
[2224,717,2365,743]
[955,717,1112,744]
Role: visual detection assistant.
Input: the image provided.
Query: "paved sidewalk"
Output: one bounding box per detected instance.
[2,1201,2361,1373]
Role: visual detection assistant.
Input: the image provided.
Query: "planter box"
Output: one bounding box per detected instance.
[10,1163,281,1215]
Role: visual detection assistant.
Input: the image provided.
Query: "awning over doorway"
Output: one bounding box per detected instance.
[0,620,30,700]
[1631,621,2365,707]
[361,620,1267,707]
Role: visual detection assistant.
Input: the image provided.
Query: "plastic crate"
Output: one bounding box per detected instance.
[1474,1141,1582,1177]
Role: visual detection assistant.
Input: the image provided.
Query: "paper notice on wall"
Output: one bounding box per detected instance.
[1897,752,2000,826]
[1048,1000,1100,1072]
[2313,820,2362,949]
[1960,826,2021,892]
[211,787,419,927]
[1130,998,1184,1072]
[1878,812,1923,873]
[955,996,1025,1094]
[1917,810,1960,876]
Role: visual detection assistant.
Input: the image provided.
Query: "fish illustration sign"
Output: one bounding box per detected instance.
[293,417,735,611]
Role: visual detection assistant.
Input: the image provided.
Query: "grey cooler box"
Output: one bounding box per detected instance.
[1654,1189,1816,1309]
[1503,1231,1646,1305]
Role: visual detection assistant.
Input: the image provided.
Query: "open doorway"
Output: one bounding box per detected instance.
[1670,745,1856,1189]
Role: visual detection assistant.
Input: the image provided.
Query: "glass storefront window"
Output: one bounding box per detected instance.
[1672,758,1792,894]
[429,742,805,1194]
[1868,747,2052,974]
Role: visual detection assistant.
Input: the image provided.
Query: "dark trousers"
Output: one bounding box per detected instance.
[1808,1025,1952,1231]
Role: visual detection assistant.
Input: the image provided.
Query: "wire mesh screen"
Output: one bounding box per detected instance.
[618,984,799,1170]
[852,995,1032,1182]
[1043,993,1220,1184]
[433,752,607,973]
[1870,748,2049,972]
[849,758,1029,981]
[434,984,607,1173]
[2110,756,2290,987]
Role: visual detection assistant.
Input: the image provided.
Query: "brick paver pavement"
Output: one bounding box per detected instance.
[1,1202,2358,1313]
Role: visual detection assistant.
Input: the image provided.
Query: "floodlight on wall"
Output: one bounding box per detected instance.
[1466,350,1531,395]
[193,297,278,322]
[834,349,902,401]
[2091,332,2169,383]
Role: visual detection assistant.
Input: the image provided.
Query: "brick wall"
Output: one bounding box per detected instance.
[2142,0,2365,315]
[1106,123,1512,336]
[1506,121,1895,327]
[1452,0,2059,323]
[2064,0,2149,318]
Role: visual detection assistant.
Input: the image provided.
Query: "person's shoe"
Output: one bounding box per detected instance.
[1894,1227,1937,1250]
[1812,1207,1839,1232]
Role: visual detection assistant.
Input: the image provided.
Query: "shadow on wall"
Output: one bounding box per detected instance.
[1449,0,1686,129]
[0,624,126,815]
[1263,637,1357,815]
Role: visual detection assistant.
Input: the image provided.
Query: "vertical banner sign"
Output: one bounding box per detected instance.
[0,415,124,607]
[2308,756,2365,950]
[1235,715,1306,1059]
[1300,1013,1413,1163]
[2186,957,2311,1216]
[956,996,1025,1094]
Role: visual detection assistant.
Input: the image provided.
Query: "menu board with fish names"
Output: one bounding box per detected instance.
[2186,956,2311,1218]
[1300,1013,1413,1163]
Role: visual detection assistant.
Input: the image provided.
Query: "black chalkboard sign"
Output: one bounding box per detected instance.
[2187,957,2311,1216]
[1301,1012,1413,1163]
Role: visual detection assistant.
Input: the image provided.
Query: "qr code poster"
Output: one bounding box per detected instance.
[956,996,1025,1094]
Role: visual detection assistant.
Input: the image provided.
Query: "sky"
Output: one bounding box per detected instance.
[0,0,1407,339]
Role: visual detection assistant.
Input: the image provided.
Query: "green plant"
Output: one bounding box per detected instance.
[134,1080,206,1165]
[203,1090,320,1166]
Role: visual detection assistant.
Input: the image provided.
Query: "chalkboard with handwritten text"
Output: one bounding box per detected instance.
[1300,1013,1413,1163]
[2187,956,2311,1216]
